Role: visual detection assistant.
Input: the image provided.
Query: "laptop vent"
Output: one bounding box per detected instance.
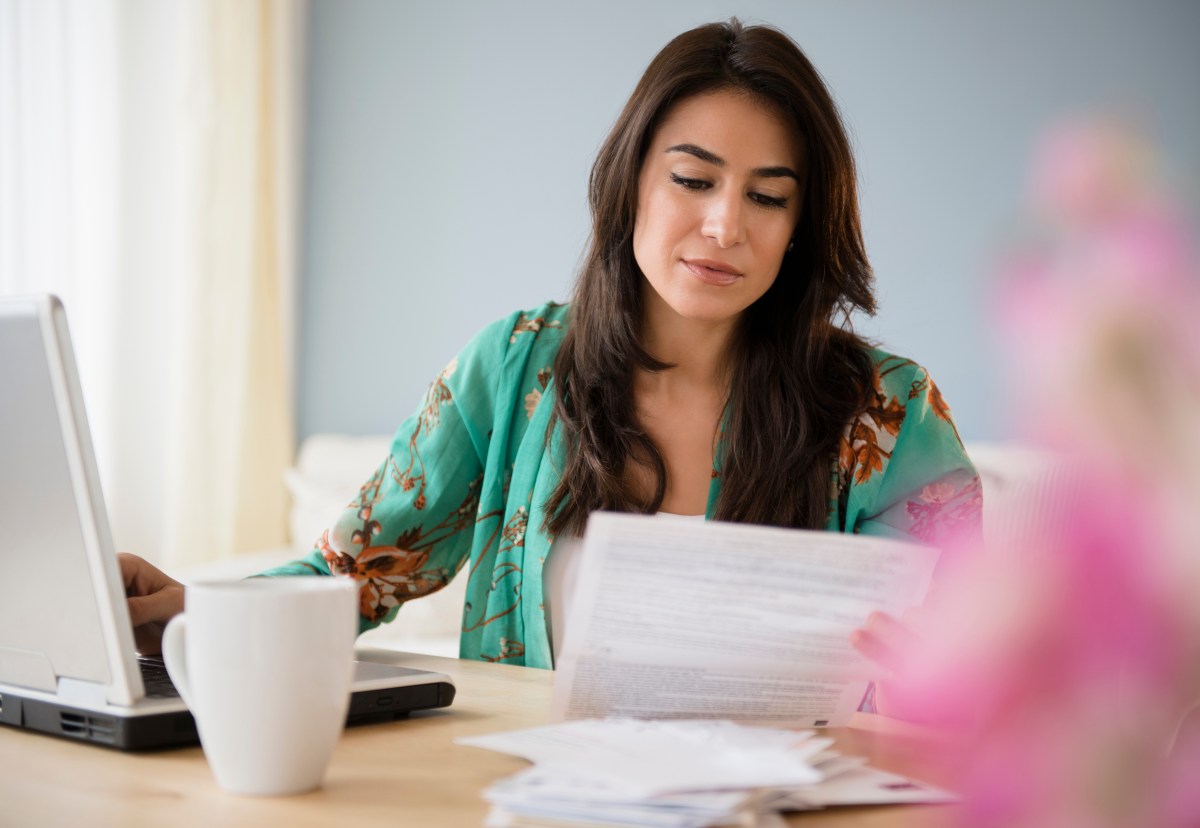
[60,712,116,745]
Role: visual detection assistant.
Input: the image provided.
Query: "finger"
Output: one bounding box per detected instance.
[899,605,933,635]
[126,588,183,629]
[118,551,166,596]
[851,613,921,674]
[117,552,143,591]
[132,623,164,656]
[118,552,182,598]
[864,612,920,654]
[850,627,903,674]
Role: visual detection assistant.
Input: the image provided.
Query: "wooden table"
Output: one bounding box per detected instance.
[0,649,958,827]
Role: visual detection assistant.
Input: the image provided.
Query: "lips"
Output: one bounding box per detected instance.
[682,258,743,286]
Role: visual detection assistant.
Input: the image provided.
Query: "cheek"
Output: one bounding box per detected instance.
[632,184,649,268]
[633,192,664,271]
[632,235,648,287]
[632,210,649,266]
[634,189,688,265]
[768,216,796,250]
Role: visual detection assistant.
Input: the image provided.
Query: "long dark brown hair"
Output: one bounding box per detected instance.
[545,19,877,537]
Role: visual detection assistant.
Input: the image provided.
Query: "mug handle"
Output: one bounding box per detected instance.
[161,614,195,710]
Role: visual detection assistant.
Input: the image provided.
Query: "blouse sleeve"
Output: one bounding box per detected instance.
[840,355,982,549]
[258,315,513,634]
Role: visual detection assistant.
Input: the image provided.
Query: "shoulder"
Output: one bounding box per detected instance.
[460,301,570,361]
[840,347,980,544]
[839,345,966,487]
[444,302,569,409]
[866,348,929,402]
[857,347,954,425]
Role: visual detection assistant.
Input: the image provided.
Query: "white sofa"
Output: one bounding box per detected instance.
[177,434,1053,659]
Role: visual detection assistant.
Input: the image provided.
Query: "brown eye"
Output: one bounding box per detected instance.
[670,172,709,191]
[750,192,788,209]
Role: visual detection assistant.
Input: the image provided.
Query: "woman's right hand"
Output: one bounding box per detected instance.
[117,552,185,655]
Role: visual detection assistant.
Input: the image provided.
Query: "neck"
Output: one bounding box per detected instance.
[639,292,739,388]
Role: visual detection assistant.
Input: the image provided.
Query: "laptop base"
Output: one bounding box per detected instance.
[2,679,455,751]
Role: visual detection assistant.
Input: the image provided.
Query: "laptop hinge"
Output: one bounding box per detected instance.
[57,676,110,708]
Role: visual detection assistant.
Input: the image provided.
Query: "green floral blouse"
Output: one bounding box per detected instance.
[262,302,981,669]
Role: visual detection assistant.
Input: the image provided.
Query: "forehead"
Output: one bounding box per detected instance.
[649,89,804,169]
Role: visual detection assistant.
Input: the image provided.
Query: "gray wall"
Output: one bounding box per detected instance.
[297,0,1200,444]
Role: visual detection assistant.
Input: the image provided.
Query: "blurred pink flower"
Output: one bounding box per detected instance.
[900,117,1200,828]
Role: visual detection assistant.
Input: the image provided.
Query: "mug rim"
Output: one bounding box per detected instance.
[188,576,357,596]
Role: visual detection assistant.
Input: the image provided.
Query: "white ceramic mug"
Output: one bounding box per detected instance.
[161,577,358,796]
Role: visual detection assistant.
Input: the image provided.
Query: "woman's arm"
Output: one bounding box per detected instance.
[256,321,516,634]
[121,314,520,649]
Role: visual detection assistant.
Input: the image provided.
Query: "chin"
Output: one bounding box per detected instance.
[642,274,760,328]
[663,295,749,325]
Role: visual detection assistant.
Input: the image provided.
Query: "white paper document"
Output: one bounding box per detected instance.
[459,718,824,797]
[551,513,939,727]
[459,719,957,828]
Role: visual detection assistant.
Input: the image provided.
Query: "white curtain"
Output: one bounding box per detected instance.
[0,0,305,568]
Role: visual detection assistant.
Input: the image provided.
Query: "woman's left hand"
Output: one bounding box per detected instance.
[850,610,931,723]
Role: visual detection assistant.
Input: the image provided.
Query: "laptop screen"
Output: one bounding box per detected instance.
[0,297,115,692]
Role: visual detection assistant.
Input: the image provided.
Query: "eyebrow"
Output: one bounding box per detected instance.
[665,143,801,182]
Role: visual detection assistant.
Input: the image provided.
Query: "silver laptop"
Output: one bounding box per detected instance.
[0,294,455,749]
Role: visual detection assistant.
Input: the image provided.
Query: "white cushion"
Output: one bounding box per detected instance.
[964,440,1069,553]
[283,434,394,554]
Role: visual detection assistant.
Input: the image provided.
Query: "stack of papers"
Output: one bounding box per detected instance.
[458,719,956,827]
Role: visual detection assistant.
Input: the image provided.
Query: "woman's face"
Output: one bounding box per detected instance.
[633,89,804,327]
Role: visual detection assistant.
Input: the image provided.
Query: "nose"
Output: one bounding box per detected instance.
[701,190,746,248]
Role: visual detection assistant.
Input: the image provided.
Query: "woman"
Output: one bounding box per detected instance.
[122,19,981,704]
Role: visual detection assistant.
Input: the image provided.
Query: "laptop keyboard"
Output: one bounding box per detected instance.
[137,656,181,699]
